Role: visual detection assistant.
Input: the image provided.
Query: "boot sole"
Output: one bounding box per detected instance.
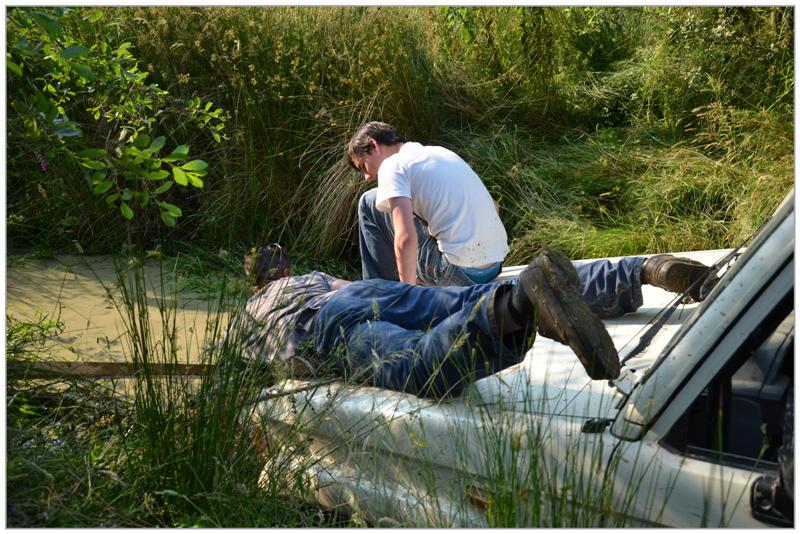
[521,249,621,380]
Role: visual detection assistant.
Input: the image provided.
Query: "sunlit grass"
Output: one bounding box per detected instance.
[7,7,791,267]
[6,257,349,527]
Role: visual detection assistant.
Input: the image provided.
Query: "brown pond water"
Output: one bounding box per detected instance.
[7,255,231,364]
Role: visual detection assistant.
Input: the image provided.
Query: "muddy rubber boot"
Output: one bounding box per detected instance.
[641,254,712,301]
[519,248,621,380]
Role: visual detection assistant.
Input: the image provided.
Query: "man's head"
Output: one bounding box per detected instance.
[244,243,291,291]
[347,121,407,182]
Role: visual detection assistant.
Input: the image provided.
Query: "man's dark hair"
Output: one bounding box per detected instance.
[346,121,407,170]
[244,243,291,289]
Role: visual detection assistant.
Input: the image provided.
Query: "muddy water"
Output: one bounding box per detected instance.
[6,256,232,364]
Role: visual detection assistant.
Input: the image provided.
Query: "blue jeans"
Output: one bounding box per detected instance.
[576,256,645,319]
[312,257,644,399]
[357,188,502,286]
[313,278,523,399]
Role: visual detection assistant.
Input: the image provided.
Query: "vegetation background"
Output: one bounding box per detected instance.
[8,6,794,272]
[6,6,794,528]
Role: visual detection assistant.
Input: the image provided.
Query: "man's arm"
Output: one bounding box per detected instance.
[387,196,418,285]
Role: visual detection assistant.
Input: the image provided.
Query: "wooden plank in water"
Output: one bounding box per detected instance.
[7,360,212,379]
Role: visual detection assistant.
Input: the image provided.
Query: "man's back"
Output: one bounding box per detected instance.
[228,271,338,364]
[375,142,509,267]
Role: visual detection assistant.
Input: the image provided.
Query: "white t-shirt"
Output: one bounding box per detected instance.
[375,142,509,267]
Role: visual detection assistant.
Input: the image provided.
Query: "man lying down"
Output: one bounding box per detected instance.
[225,244,711,400]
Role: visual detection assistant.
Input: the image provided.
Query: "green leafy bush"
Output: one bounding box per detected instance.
[6,7,227,249]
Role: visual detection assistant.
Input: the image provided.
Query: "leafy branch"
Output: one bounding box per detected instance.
[6,7,227,227]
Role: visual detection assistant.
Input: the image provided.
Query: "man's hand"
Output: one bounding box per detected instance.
[388,196,417,285]
[330,278,351,291]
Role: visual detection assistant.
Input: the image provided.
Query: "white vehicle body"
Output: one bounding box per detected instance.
[254,192,794,527]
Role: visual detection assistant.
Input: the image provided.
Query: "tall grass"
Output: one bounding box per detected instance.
[106,7,444,249]
[6,6,792,266]
[6,256,348,527]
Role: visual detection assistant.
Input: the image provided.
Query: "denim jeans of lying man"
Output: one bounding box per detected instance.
[312,256,643,399]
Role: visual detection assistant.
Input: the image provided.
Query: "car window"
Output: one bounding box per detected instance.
[661,306,793,469]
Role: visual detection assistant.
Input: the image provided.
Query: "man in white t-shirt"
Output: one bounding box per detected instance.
[347,121,508,286]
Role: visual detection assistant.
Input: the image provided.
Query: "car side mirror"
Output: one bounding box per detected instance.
[751,475,792,526]
[751,387,793,527]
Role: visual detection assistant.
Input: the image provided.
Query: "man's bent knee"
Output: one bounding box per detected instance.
[358,188,379,218]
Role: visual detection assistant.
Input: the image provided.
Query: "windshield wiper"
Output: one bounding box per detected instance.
[607,247,745,405]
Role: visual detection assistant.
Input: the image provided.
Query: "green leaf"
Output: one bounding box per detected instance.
[149,136,166,153]
[159,202,182,217]
[162,144,189,162]
[81,160,106,170]
[72,63,96,81]
[34,91,51,114]
[61,45,89,59]
[121,190,133,201]
[79,148,107,158]
[14,39,34,54]
[153,181,174,195]
[147,170,170,181]
[181,159,208,172]
[7,59,22,77]
[32,11,63,37]
[187,174,204,188]
[160,211,176,227]
[139,192,150,207]
[133,134,151,149]
[172,167,188,186]
[105,193,120,205]
[92,181,113,195]
[115,42,133,57]
[88,10,103,23]
[120,202,134,220]
[19,404,38,416]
